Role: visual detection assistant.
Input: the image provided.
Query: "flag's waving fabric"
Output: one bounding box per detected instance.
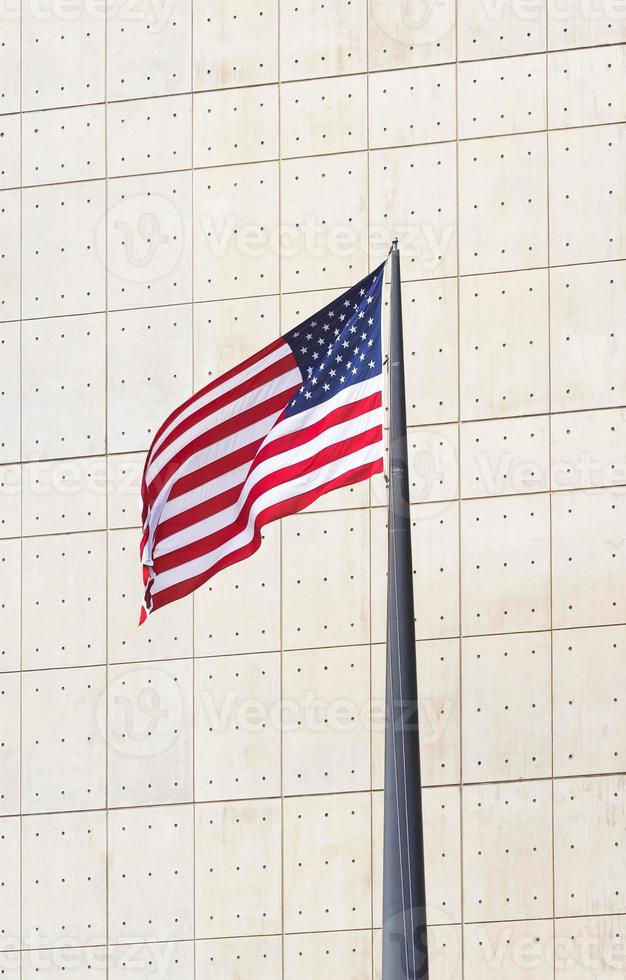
[140,263,386,620]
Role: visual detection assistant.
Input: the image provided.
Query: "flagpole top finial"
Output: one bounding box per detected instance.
[391,237,399,250]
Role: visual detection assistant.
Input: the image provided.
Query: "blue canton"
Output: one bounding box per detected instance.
[282,263,386,418]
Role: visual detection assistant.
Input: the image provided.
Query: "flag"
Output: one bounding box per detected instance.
[139,263,386,620]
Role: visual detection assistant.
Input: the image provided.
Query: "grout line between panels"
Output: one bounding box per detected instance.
[545,17,558,973]
[190,0,197,972]
[8,38,625,119]
[277,6,286,973]
[7,475,626,549]
[5,616,626,679]
[7,112,626,192]
[8,905,625,959]
[5,254,624,331]
[18,0,24,961]
[103,0,110,970]
[364,12,377,967]
[2,767,622,818]
[453,8,467,974]
[4,394,626,469]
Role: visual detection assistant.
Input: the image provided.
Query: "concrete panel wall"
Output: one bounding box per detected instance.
[1,0,624,976]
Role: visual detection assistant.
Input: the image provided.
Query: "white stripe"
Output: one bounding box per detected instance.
[146,411,282,526]
[159,462,249,524]
[151,440,382,595]
[141,411,283,565]
[262,375,382,449]
[154,406,382,558]
[145,365,301,485]
[148,340,291,459]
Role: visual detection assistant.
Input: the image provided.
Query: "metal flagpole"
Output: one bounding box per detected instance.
[382,240,429,980]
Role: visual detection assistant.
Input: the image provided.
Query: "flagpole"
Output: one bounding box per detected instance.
[382,240,429,979]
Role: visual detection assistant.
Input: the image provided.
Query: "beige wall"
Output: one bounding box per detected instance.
[0,0,625,976]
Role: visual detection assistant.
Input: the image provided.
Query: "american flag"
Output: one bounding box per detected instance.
[139,263,386,620]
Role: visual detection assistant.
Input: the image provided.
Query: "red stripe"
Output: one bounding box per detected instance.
[152,426,383,574]
[140,335,286,521]
[165,438,261,502]
[144,386,298,504]
[146,335,285,454]
[250,392,382,473]
[154,393,382,540]
[156,481,244,541]
[149,351,297,467]
[147,458,382,614]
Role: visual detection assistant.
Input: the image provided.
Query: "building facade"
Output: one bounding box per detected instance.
[0,0,625,976]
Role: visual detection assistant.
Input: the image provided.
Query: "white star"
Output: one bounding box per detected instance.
[336,354,343,363]
[360,288,365,296]
[312,352,319,360]
[317,337,324,346]
[334,328,340,337]
[368,318,374,326]
[330,369,336,377]
[312,377,318,385]
[361,332,367,341]
[340,375,346,383]
[347,361,352,369]
[339,314,346,322]
[358,311,365,319]
[323,323,329,332]
[305,391,312,399]
[306,333,313,340]
[300,346,308,354]
[368,339,374,347]
[367,295,373,304]
[350,325,357,334]
[327,346,333,357]
[342,340,349,349]
[360,353,365,361]
[344,300,350,307]
[352,367,357,375]
[323,383,330,392]
[329,310,335,318]
[369,360,375,368]
[353,347,360,356]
